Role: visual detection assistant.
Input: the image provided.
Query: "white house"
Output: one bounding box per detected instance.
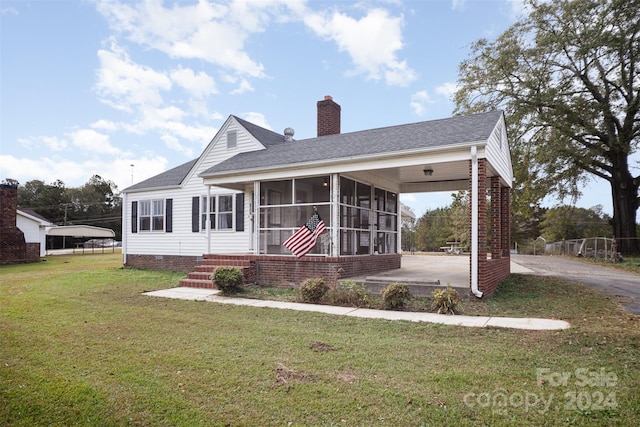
[17,208,51,257]
[121,96,513,297]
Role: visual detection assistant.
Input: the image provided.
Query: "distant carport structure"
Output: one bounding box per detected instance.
[46,225,116,254]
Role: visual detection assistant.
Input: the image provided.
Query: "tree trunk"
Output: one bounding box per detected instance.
[610,159,639,255]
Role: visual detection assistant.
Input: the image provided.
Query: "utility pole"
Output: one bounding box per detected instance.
[62,203,72,249]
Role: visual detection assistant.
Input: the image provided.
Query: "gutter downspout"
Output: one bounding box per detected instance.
[122,192,127,265]
[470,146,483,298]
[206,186,211,254]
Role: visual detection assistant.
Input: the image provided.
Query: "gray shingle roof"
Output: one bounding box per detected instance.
[232,115,287,146]
[123,158,198,192]
[201,110,503,177]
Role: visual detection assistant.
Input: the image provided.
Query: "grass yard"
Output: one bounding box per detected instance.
[1,254,639,426]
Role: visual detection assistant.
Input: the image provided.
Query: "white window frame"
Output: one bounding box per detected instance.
[201,194,235,231]
[139,199,165,232]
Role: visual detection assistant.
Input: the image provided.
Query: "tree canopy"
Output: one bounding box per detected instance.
[454,0,640,254]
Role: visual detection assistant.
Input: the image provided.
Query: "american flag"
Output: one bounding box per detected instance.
[283,211,327,258]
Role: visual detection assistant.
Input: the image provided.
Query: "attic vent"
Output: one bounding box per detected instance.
[227,130,237,149]
[284,127,294,142]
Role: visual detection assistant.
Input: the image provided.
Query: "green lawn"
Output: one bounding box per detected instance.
[1,254,639,426]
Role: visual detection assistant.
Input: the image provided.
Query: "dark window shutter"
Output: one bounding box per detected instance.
[165,199,173,233]
[192,196,200,232]
[131,201,138,233]
[235,193,244,232]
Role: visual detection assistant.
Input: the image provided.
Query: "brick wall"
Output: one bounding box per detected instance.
[180,253,401,288]
[125,254,201,272]
[0,184,38,264]
[126,253,400,285]
[26,243,40,261]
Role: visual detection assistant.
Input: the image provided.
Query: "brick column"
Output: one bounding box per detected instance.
[477,159,488,293]
[501,186,511,258]
[490,176,502,260]
[469,159,488,297]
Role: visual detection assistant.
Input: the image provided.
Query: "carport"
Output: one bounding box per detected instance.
[46,225,116,254]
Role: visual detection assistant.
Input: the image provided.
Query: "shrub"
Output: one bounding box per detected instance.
[331,281,370,307]
[432,285,461,314]
[298,278,329,303]
[212,267,244,294]
[382,282,411,310]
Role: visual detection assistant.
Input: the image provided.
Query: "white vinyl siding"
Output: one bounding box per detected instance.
[123,117,260,257]
[485,117,513,187]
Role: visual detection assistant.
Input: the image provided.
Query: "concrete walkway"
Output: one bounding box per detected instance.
[143,287,570,331]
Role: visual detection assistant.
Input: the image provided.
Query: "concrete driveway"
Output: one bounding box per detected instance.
[512,254,640,314]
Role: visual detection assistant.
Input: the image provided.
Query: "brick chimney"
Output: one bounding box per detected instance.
[0,184,28,264]
[317,95,341,137]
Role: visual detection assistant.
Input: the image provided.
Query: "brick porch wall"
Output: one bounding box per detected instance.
[204,254,401,288]
[126,253,401,288]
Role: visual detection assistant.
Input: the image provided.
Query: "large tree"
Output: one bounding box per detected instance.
[454,0,640,254]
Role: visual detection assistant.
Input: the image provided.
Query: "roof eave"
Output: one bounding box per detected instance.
[200,139,488,182]
[122,184,182,194]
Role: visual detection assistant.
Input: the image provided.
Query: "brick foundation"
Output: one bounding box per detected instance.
[156,253,400,289]
[125,254,202,272]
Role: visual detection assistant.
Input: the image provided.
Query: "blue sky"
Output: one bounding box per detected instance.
[0,0,616,217]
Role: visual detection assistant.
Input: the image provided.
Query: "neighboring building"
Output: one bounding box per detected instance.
[17,208,52,257]
[122,96,513,297]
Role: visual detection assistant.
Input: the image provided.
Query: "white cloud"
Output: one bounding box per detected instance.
[451,0,466,11]
[410,90,434,116]
[304,8,416,86]
[95,0,284,78]
[18,136,68,151]
[0,154,171,191]
[170,67,217,98]
[95,42,171,112]
[230,78,255,95]
[68,129,120,155]
[435,82,458,99]
[42,136,69,151]
[504,0,531,20]
[161,134,193,158]
[91,119,120,132]
[241,112,272,130]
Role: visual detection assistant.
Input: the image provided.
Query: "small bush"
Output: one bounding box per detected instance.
[212,267,244,294]
[382,282,411,310]
[432,285,461,314]
[331,281,369,307]
[298,278,329,303]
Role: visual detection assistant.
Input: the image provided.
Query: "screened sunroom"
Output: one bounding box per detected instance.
[257,175,398,257]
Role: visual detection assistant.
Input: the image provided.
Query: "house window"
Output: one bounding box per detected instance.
[201,196,215,230]
[218,195,233,229]
[139,199,165,232]
[200,194,237,231]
